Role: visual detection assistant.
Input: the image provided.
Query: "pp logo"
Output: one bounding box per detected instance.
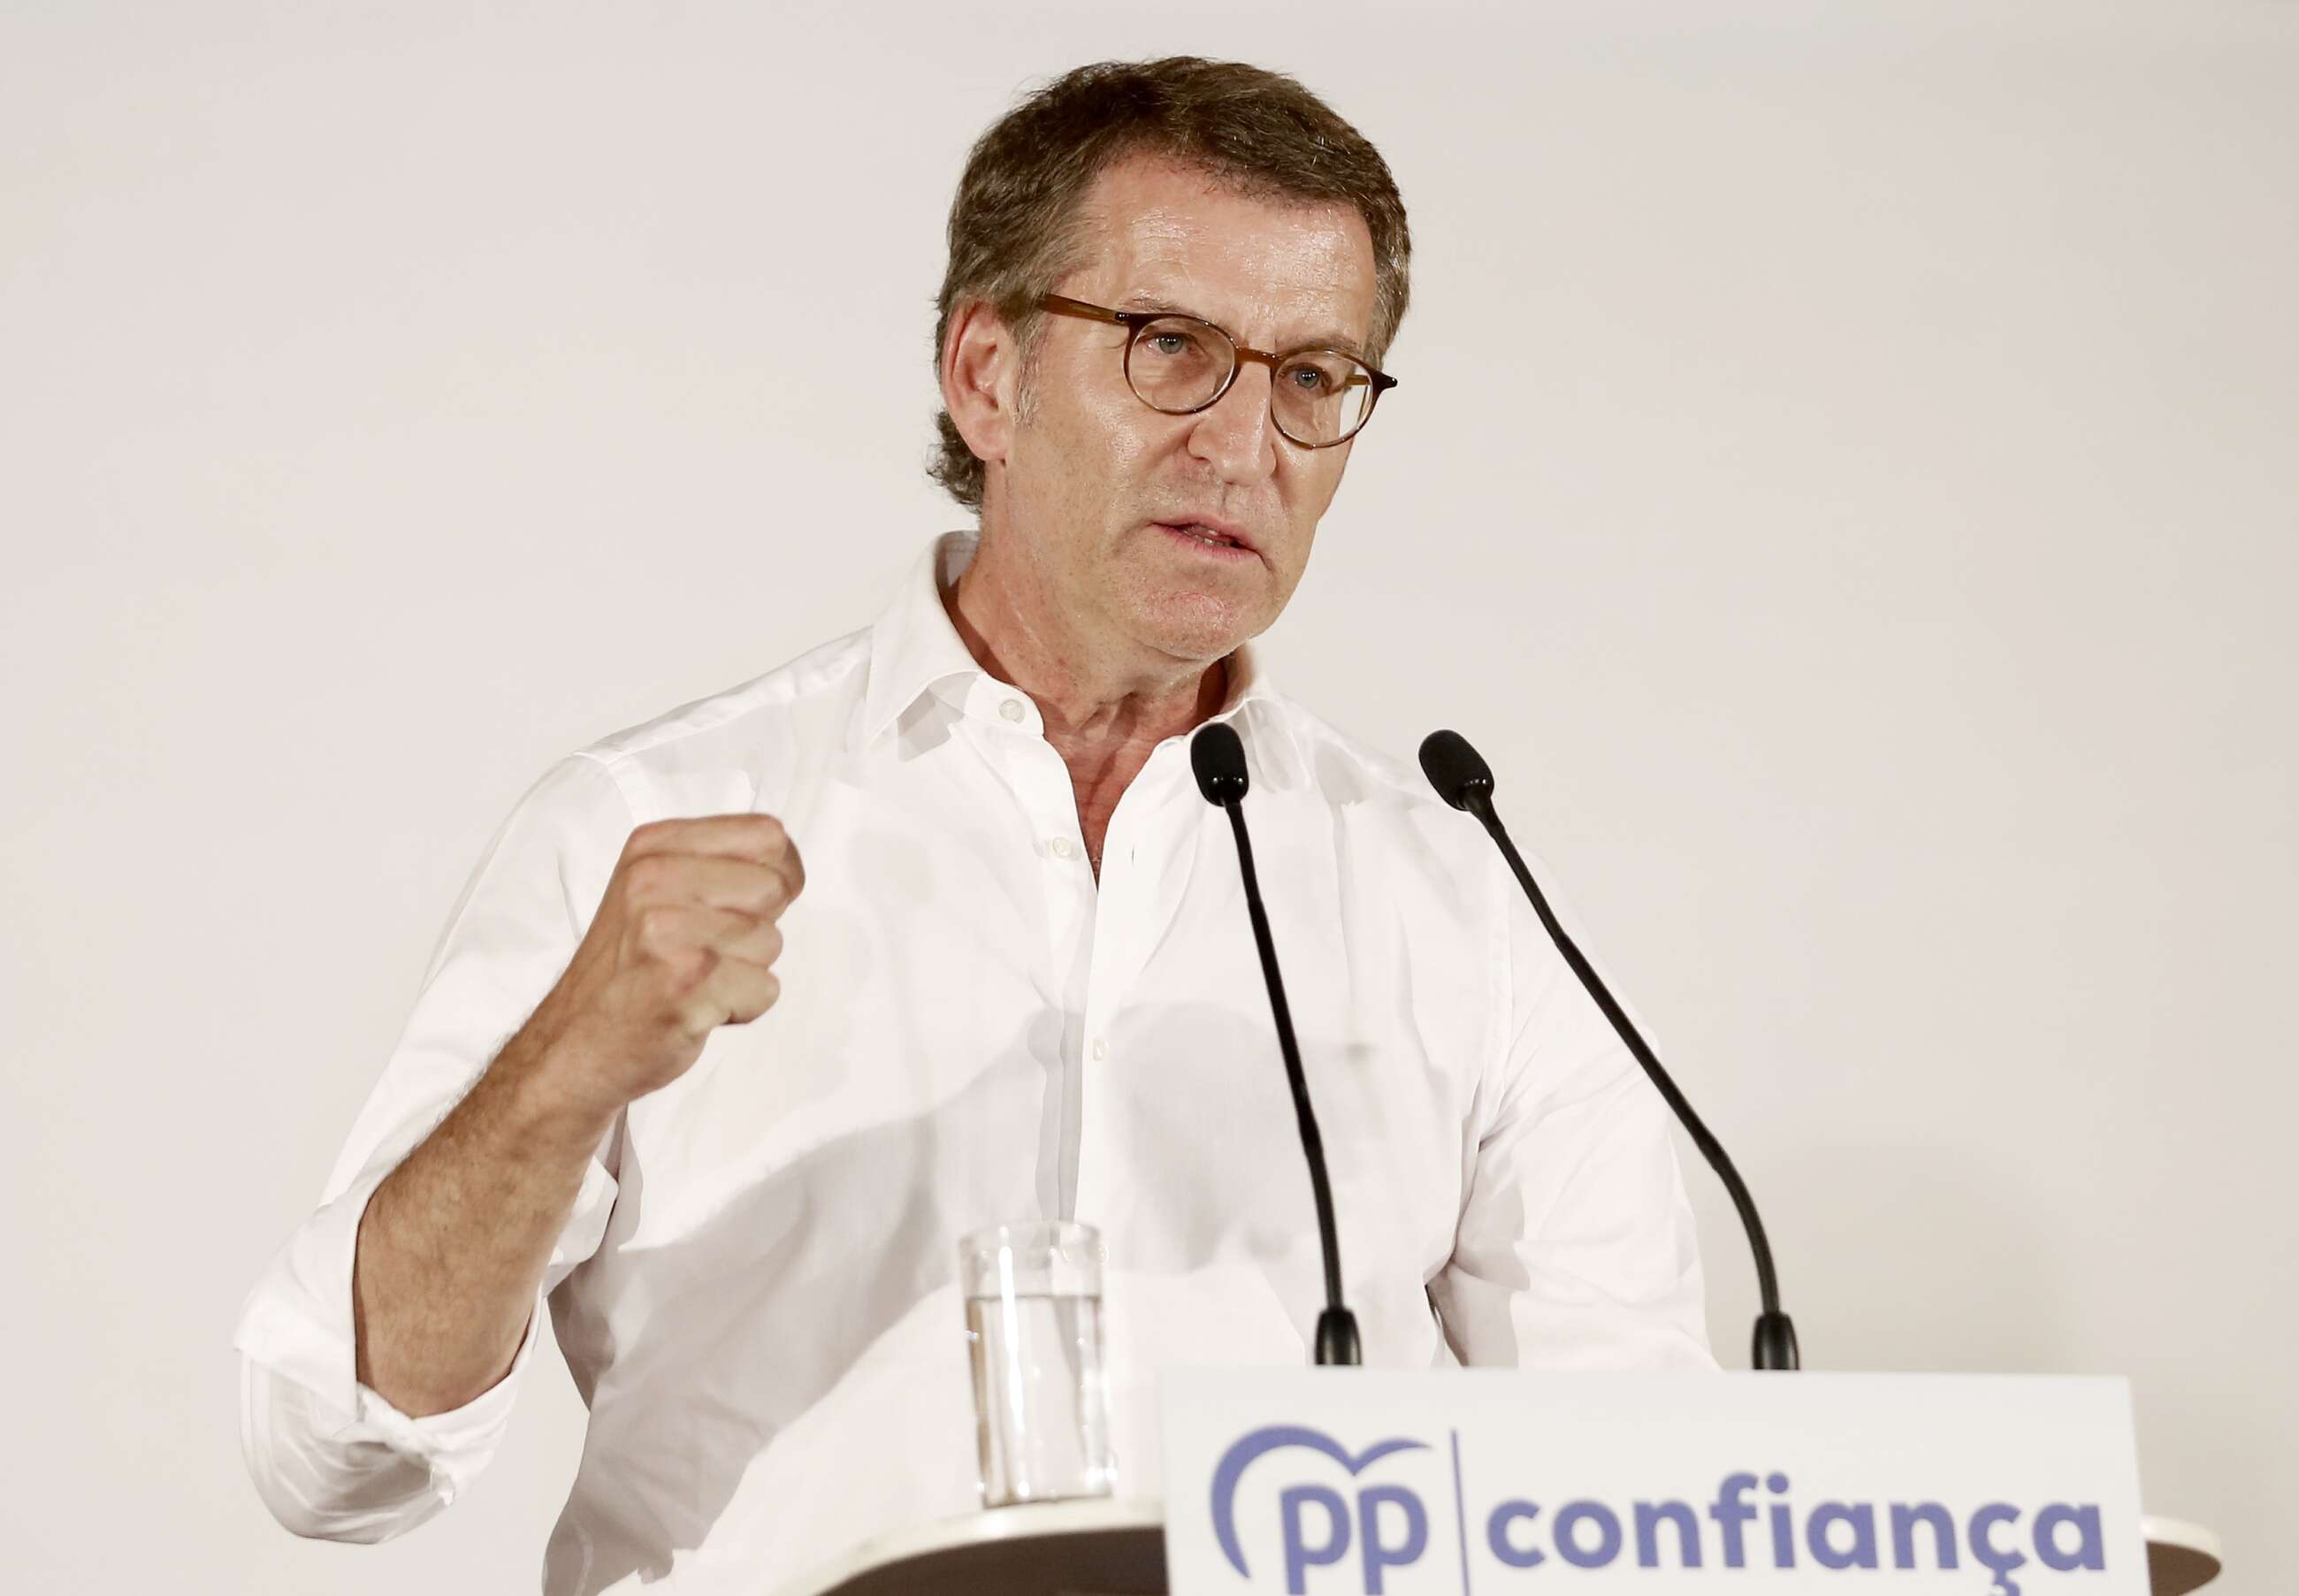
[1210,1424,1435,1593]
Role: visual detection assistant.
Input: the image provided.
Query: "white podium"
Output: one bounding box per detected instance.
[770,1501,2219,1596]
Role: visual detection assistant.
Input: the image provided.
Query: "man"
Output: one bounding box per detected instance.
[236,56,1711,1594]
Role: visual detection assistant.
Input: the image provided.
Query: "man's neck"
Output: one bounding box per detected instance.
[943,534,1227,872]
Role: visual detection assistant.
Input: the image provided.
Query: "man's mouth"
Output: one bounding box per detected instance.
[1172,523,1240,548]
[1153,518,1257,557]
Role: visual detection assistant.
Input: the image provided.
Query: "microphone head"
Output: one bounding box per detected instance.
[1418,729,1495,813]
[1190,721,1249,806]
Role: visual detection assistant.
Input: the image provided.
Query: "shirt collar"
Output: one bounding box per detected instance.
[860,531,994,742]
[860,530,1302,774]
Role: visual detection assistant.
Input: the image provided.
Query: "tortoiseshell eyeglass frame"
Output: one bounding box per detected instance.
[1035,293,1398,449]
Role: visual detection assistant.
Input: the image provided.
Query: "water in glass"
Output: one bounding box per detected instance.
[965,1288,1112,1505]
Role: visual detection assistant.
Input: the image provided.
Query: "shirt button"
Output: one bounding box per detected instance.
[1090,1037,1110,1062]
[1048,836,1077,859]
[999,699,1025,722]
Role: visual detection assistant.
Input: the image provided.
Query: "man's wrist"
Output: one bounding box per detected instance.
[486,1021,625,1156]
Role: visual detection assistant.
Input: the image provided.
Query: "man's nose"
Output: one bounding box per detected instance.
[1184,362,1279,484]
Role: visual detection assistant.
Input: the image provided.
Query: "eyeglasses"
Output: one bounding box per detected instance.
[1035,294,1398,449]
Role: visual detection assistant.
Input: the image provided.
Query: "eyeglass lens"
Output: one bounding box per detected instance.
[1124,317,1376,447]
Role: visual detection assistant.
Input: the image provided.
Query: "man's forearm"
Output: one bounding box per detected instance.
[351,1025,619,1417]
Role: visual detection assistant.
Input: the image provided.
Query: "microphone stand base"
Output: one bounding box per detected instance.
[1752,1310,1800,1371]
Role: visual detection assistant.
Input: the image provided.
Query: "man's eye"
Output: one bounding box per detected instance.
[1288,366,1329,391]
[1149,332,1193,356]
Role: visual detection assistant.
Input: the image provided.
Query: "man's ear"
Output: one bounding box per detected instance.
[940,300,1020,474]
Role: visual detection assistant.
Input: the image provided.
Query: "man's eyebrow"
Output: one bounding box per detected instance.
[1118,293,1371,364]
[1119,292,1197,319]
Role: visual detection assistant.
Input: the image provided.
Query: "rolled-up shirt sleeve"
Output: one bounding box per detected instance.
[233,752,633,1540]
[1432,850,1717,1371]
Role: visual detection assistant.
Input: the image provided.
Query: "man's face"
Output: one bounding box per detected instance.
[990,154,1380,669]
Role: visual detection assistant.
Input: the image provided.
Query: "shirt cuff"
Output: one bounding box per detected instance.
[233,1159,543,1469]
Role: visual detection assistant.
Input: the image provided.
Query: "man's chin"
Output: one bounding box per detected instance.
[1123,590,1262,668]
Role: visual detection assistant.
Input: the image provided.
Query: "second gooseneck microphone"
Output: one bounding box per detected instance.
[1418,729,1801,1371]
[1190,721,1363,1367]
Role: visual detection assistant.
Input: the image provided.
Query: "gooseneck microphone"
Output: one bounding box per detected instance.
[1418,729,1801,1371]
[1190,721,1363,1367]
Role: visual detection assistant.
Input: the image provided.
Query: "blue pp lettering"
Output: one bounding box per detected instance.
[1358,1485,1428,1592]
[1280,1485,1351,1594]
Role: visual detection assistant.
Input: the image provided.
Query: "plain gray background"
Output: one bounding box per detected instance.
[4,2,2292,1591]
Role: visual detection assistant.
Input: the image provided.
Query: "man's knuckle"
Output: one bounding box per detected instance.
[633,904,684,951]
[622,854,670,899]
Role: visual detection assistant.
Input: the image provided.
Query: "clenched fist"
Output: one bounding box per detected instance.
[523,813,804,1119]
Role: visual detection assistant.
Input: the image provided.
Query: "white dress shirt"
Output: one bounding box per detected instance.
[234,531,1713,1594]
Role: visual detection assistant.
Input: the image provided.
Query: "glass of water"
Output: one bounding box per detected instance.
[959,1219,1114,1508]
